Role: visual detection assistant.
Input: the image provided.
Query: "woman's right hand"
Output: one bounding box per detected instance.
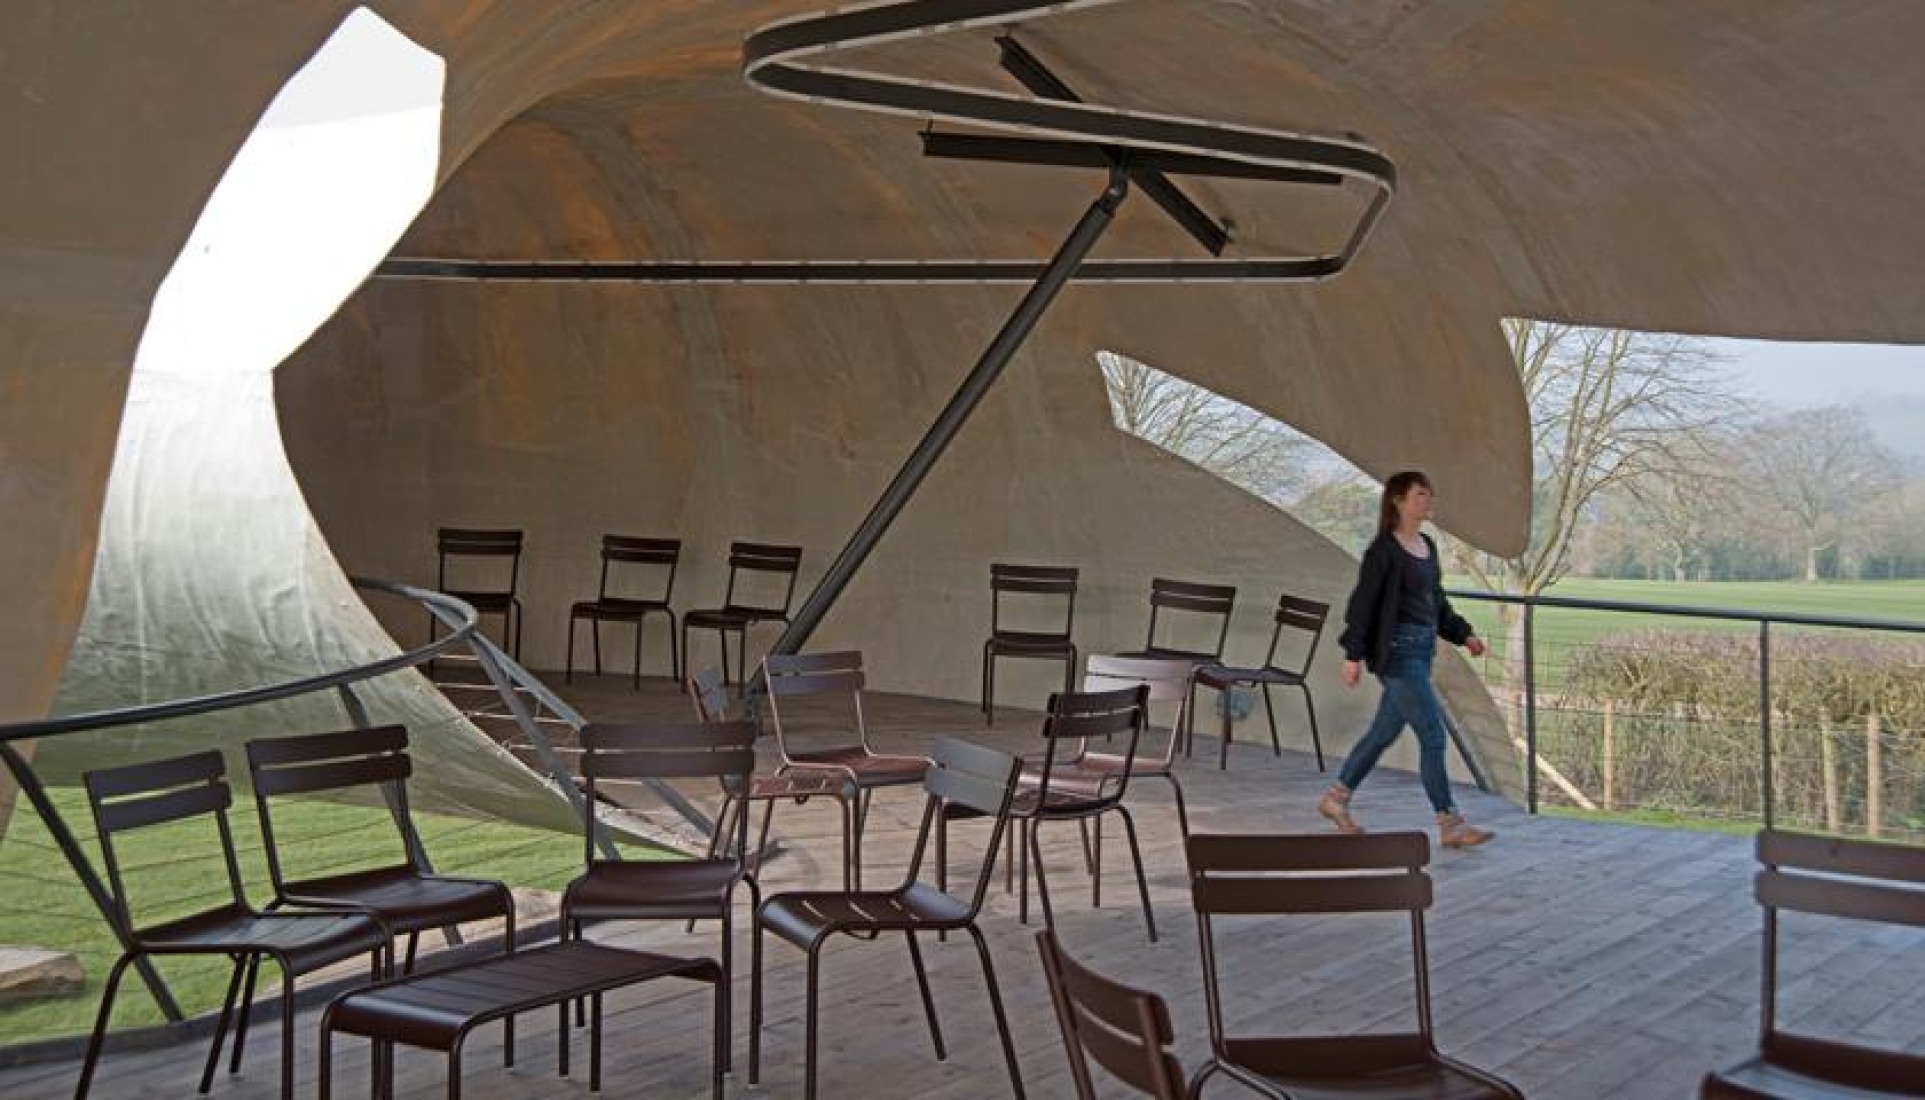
[1341,659,1361,688]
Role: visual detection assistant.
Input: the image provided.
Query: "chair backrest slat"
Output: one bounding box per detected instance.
[1759,829,1925,885]
[577,720,759,866]
[730,542,803,570]
[84,750,226,800]
[251,754,411,798]
[584,746,759,781]
[1265,593,1330,673]
[1188,831,1428,872]
[1192,871,1431,915]
[96,782,231,835]
[1038,930,1185,1100]
[244,725,407,766]
[1143,577,1236,659]
[438,527,523,553]
[991,563,1079,595]
[1082,656,1192,703]
[603,535,680,565]
[925,765,1012,816]
[762,651,861,676]
[1757,869,1925,927]
[761,668,865,698]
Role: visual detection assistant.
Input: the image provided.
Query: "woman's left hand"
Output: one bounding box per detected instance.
[1465,636,1487,657]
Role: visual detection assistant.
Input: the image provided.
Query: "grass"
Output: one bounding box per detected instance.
[1448,577,1925,690]
[1541,803,1759,838]
[0,790,669,1044]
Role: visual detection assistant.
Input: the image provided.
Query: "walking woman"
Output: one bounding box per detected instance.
[1319,471,1494,847]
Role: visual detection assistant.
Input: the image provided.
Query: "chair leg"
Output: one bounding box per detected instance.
[1262,683,1282,756]
[590,992,603,1092]
[968,925,1027,1100]
[681,621,695,684]
[1016,818,1031,924]
[1302,684,1325,771]
[403,931,420,973]
[1219,688,1234,770]
[839,795,856,893]
[276,959,296,1100]
[905,931,945,1060]
[1115,807,1158,942]
[1090,815,1103,908]
[804,946,823,1100]
[1028,819,1057,931]
[512,599,523,660]
[710,963,726,1100]
[318,1018,333,1100]
[1165,773,1191,836]
[500,906,517,1070]
[1063,646,1077,696]
[982,644,994,725]
[229,954,260,1074]
[718,907,735,1073]
[757,797,779,879]
[565,616,578,684]
[591,620,603,677]
[198,955,247,1093]
[666,611,682,683]
[632,620,644,689]
[749,921,764,1085]
[74,953,132,1100]
[691,796,734,933]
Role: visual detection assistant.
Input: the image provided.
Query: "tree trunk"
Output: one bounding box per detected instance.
[1867,708,1883,838]
[1805,543,1820,582]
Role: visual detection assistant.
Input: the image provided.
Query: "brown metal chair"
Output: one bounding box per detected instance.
[432,527,524,659]
[562,717,759,1073]
[749,737,1027,1100]
[1191,594,1329,771]
[688,664,856,890]
[1015,683,1159,941]
[1062,654,1196,836]
[1117,577,1236,748]
[1700,830,1925,1099]
[681,541,802,686]
[566,534,680,687]
[1185,832,1523,1099]
[760,650,929,889]
[74,751,390,1100]
[1037,928,1189,1100]
[983,563,1080,725]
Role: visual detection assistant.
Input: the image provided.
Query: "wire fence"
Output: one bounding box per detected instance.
[1452,592,1925,843]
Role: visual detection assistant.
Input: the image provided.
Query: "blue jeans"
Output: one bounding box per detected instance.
[1337,623,1455,814]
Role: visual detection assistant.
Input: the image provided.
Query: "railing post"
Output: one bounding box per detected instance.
[1523,599,1539,814]
[1759,620,1773,829]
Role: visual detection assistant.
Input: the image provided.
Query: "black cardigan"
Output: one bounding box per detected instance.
[1337,532,1473,674]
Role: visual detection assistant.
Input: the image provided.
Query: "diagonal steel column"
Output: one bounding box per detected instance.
[772,168,1130,658]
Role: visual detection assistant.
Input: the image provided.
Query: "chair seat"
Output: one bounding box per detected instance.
[1196,663,1303,688]
[1008,782,1111,816]
[446,590,516,614]
[759,882,971,948]
[1115,646,1215,662]
[1061,752,1173,781]
[279,866,509,935]
[685,607,778,629]
[785,749,928,787]
[987,630,1075,654]
[563,859,743,921]
[1701,1033,1925,1099]
[326,941,716,1050]
[1218,1035,1520,1100]
[572,597,671,620]
[142,903,389,973]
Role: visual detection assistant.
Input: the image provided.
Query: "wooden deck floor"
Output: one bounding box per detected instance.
[6,675,1921,1099]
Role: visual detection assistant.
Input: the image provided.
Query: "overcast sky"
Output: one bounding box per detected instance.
[1709,337,1925,406]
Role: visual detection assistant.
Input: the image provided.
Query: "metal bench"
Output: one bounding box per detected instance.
[319,940,721,1099]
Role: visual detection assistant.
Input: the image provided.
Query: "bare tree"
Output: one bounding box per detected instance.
[1749,404,1900,580]
[1098,351,1318,504]
[1450,321,1735,677]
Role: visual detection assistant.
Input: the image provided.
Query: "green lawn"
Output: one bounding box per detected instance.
[1448,577,1925,685]
[0,791,668,1044]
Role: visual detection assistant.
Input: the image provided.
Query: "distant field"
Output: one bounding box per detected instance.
[1447,577,1925,678]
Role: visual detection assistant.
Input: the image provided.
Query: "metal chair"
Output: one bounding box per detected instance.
[245,726,516,1048]
[1060,655,1195,836]
[749,737,1027,1100]
[681,541,802,686]
[432,527,524,659]
[688,664,857,891]
[1037,928,1189,1099]
[1700,830,1925,1099]
[566,534,680,687]
[1191,593,1329,770]
[74,751,390,1100]
[760,650,929,889]
[1185,832,1523,1099]
[1015,683,1159,941]
[1117,577,1236,748]
[562,718,759,1073]
[982,563,1079,725]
